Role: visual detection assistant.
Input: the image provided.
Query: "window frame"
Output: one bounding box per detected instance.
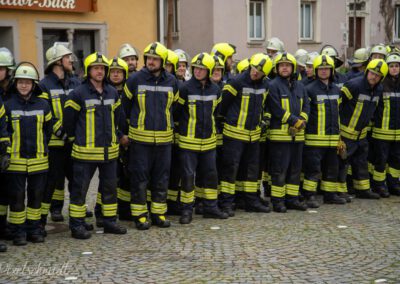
[394,5,400,41]
[300,1,314,41]
[248,0,265,42]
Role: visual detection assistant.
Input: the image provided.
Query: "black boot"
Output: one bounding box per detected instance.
[103,220,127,234]
[234,192,246,210]
[337,192,352,203]
[50,199,64,222]
[71,226,91,239]
[83,222,94,231]
[372,186,390,198]
[134,216,151,230]
[219,192,235,217]
[285,197,308,211]
[27,234,45,243]
[194,198,204,215]
[272,199,287,213]
[85,208,93,218]
[167,200,182,216]
[151,214,171,228]
[179,211,193,224]
[389,185,400,196]
[9,224,27,245]
[323,192,346,204]
[0,242,6,252]
[40,215,47,237]
[355,189,380,199]
[303,191,320,208]
[96,216,104,228]
[50,210,64,222]
[203,207,229,219]
[244,193,271,213]
[13,236,27,246]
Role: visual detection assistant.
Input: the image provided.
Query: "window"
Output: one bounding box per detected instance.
[300,2,313,40]
[395,6,400,40]
[0,20,18,61]
[164,0,179,38]
[248,0,265,41]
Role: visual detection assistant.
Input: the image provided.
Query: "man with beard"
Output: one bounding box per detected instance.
[123,42,179,230]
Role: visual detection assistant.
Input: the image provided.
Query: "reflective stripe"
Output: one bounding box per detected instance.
[86,108,95,147]
[223,124,261,142]
[223,84,238,96]
[220,181,235,195]
[271,185,285,198]
[286,184,299,196]
[237,94,250,129]
[131,203,148,216]
[242,88,266,95]
[11,119,20,158]
[11,110,43,116]
[316,94,340,101]
[203,188,218,200]
[85,99,101,106]
[26,207,41,221]
[187,95,217,101]
[353,179,370,190]
[187,102,197,138]
[281,97,290,130]
[348,101,363,130]
[165,91,174,129]
[317,102,325,135]
[137,93,146,130]
[383,92,400,98]
[65,100,81,111]
[128,127,173,144]
[180,191,195,204]
[150,202,167,214]
[36,114,44,157]
[382,96,390,130]
[341,86,352,100]
[104,99,115,105]
[137,85,173,93]
[102,203,117,217]
[117,188,131,202]
[49,89,65,97]
[178,135,216,152]
[303,179,318,191]
[320,180,337,192]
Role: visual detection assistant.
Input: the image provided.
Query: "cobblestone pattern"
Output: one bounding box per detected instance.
[0,177,399,283]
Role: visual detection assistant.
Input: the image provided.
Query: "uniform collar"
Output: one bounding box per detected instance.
[141,67,168,81]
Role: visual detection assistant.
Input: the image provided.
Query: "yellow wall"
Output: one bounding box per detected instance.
[0,0,158,66]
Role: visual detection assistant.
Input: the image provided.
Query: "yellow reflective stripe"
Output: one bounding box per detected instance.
[271,185,285,198]
[300,111,308,122]
[52,97,63,120]
[195,186,204,198]
[167,189,179,201]
[337,182,347,193]
[0,105,5,117]
[69,204,86,218]
[212,100,217,136]
[178,97,185,105]
[72,144,119,161]
[137,93,146,130]
[317,103,325,135]
[373,170,386,182]
[348,101,363,129]
[203,188,218,200]
[11,118,20,158]
[220,181,235,194]
[178,135,216,152]
[269,129,305,142]
[26,207,41,220]
[85,108,95,147]
[36,114,44,157]
[286,184,299,196]
[180,191,195,204]
[223,124,261,142]
[130,203,148,216]
[128,127,174,144]
[150,202,167,214]
[223,84,238,96]
[0,205,7,216]
[117,188,131,202]
[187,101,197,138]
[387,167,400,178]
[382,97,390,130]
[102,203,117,217]
[305,134,340,147]
[235,181,244,192]
[65,100,81,111]
[340,124,368,140]
[124,84,133,100]
[41,202,50,215]
[9,210,26,224]
[341,86,353,100]
[166,91,174,129]
[320,180,337,192]
[303,179,318,191]
[96,192,102,205]
[52,189,64,201]
[7,156,48,173]
[237,95,250,129]
[352,179,370,190]
[38,92,49,100]
[243,181,258,193]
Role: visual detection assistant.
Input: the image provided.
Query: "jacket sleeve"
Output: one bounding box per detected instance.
[63,89,81,139]
[43,103,53,145]
[300,85,310,122]
[220,78,240,117]
[0,99,9,145]
[113,94,124,140]
[122,76,136,123]
[173,83,188,122]
[267,82,299,127]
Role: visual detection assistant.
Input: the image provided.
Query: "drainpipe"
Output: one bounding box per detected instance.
[158,0,165,44]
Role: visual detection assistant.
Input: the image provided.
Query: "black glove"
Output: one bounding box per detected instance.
[0,153,10,171]
[0,141,9,156]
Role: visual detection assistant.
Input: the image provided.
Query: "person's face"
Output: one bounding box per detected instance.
[146,56,162,73]
[176,62,187,78]
[370,53,385,60]
[61,54,73,72]
[317,67,331,81]
[0,67,7,81]
[211,68,223,83]
[16,79,33,96]
[267,49,278,58]
[389,62,400,77]
[123,56,138,72]
[250,67,264,81]
[278,62,293,78]
[109,68,124,85]
[89,65,105,83]
[366,71,382,87]
[193,67,208,81]
[305,64,314,78]
[165,63,174,74]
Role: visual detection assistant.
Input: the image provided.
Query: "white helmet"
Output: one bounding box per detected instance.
[305,52,320,65]
[266,37,285,52]
[0,47,15,69]
[174,49,190,63]
[294,48,308,68]
[46,42,73,67]
[118,43,139,59]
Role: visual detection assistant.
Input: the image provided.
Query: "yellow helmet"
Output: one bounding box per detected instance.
[273,52,297,72]
[236,58,250,74]
[386,53,400,65]
[166,49,179,72]
[249,53,272,77]
[365,59,388,79]
[213,55,225,73]
[320,45,343,67]
[313,55,335,77]
[143,42,168,67]
[108,57,129,79]
[83,52,109,78]
[370,44,388,58]
[210,43,236,64]
[294,49,308,68]
[13,62,39,82]
[0,47,15,69]
[191,52,215,77]
[118,43,139,59]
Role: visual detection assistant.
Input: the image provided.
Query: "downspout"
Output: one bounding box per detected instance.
[158,0,165,44]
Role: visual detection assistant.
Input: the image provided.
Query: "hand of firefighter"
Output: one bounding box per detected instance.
[288,126,298,137]
[294,119,306,130]
[119,135,130,148]
[0,153,10,171]
[260,118,270,132]
[337,139,347,160]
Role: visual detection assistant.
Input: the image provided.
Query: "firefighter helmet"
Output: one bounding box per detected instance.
[210,43,236,63]
[273,52,297,72]
[83,52,109,77]
[166,49,179,72]
[236,58,250,73]
[118,43,139,59]
[266,37,285,52]
[191,52,215,77]
[143,42,168,67]
[320,45,343,67]
[249,53,272,76]
[108,57,129,79]
[365,59,388,79]
[386,53,400,65]
[294,49,308,68]
[0,47,15,69]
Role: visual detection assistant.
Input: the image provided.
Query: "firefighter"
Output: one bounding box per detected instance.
[211,42,236,83]
[346,48,369,81]
[123,42,179,230]
[64,52,127,239]
[265,37,285,59]
[0,47,14,243]
[338,59,388,199]
[267,52,310,213]
[294,48,308,80]
[235,58,250,74]
[118,43,140,75]
[218,53,272,216]
[303,55,347,205]
[175,49,190,81]
[104,57,132,223]
[165,49,179,76]
[174,52,229,224]
[0,96,9,251]
[371,53,400,197]
[320,45,347,88]
[38,43,81,225]
[301,52,319,86]
[4,63,52,245]
[369,44,388,60]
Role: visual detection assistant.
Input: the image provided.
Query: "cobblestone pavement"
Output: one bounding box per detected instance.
[0,176,399,284]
